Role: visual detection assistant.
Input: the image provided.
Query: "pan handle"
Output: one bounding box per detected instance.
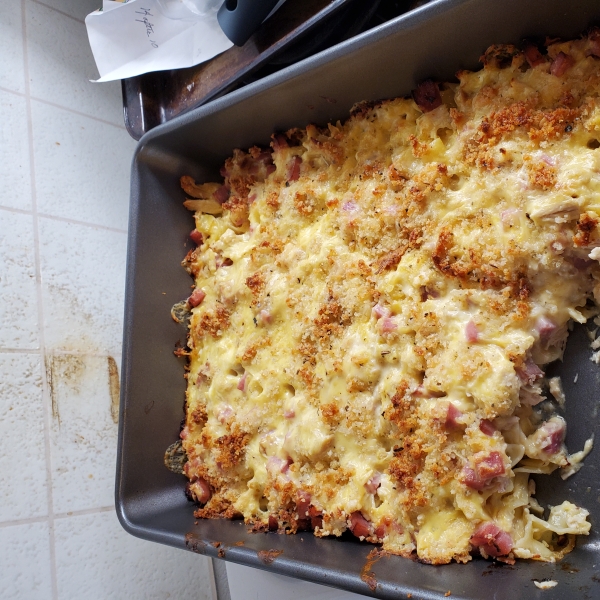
[217,0,281,46]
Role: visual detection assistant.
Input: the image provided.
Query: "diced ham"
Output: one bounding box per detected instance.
[550,52,575,77]
[183,457,201,478]
[519,386,545,406]
[539,417,566,455]
[372,303,391,320]
[296,490,311,518]
[266,456,282,473]
[259,309,272,325]
[271,133,289,151]
[216,256,233,268]
[245,151,275,178]
[515,357,544,384]
[569,255,593,270]
[342,200,359,213]
[256,150,273,166]
[479,419,496,436]
[286,155,302,182]
[309,506,323,529]
[349,511,372,539]
[365,473,382,494]
[374,524,386,538]
[212,184,230,204]
[412,80,442,113]
[501,208,521,228]
[476,451,505,479]
[267,456,292,475]
[445,403,464,429]
[461,466,483,490]
[237,373,247,392]
[284,409,295,419]
[296,518,311,531]
[256,150,273,164]
[462,451,506,490]
[465,320,479,343]
[540,153,556,166]
[187,288,206,308]
[196,363,210,386]
[189,477,212,504]
[470,522,513,557]
[190,229,203,245]
[589,29,600,57]
[217,405,233,424]
[535,316,557,343]
[590,38,600,58]
[381,317,397,333]
[180,426,189,440]
[523,44,545,67]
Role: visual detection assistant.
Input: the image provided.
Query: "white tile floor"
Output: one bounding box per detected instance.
[0,1,215,598]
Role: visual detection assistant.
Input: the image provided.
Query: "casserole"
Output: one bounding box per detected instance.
[118,0,600,596]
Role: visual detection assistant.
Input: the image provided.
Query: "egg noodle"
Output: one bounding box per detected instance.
[177,33,600,564]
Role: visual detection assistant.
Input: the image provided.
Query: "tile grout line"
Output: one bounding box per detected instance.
[0,347,41,354]
[0,347,121,358]
[29,96,128,132]
[0,205,33,216]
[0,506,115,529]
[54,506,115,520]
[0,516,49,529]
[0,205,128,234]
[0,84,128,131]
[0,85,26,98]
[38,212,128,235]
[21,2,59,598]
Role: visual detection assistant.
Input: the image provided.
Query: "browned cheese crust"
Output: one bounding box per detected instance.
[178,33,600,564]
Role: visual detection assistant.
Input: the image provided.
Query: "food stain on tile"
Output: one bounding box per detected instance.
[47,282,96,326]
[45,353,86,426]
[107,356,120,424]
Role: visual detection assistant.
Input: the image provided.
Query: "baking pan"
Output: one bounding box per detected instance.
[118,0,600,598]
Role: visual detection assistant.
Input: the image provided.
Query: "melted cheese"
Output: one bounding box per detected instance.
[179,35,600,564]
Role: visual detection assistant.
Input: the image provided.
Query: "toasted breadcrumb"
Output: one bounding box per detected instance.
[179,32,600,565]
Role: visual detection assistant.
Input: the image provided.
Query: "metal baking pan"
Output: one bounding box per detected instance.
[118,0,600,597]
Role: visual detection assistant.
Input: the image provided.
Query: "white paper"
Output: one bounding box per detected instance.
[85,0,233,82]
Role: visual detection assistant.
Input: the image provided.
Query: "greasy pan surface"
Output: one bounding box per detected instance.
[119,0,600,597]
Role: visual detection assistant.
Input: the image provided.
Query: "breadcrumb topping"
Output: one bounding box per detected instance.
[179,32,600,564]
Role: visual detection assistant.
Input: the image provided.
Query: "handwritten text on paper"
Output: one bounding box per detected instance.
[135,7,158,48]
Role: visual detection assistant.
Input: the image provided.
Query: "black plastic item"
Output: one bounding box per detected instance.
[218,0,282,46]
[119,1,600,598]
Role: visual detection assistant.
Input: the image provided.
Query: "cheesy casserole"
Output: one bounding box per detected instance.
[178,33,600,564]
